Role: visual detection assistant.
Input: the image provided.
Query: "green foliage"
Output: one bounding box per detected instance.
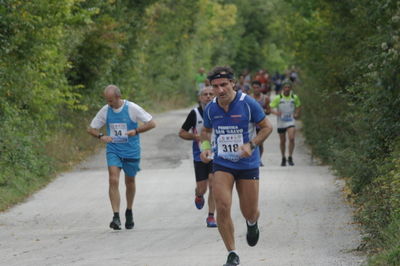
[0,0,289,211]
[5,4,399,265]
[274,0,400,263]
[0,0,90,123]
[231,0,289,73]
[134,0,240,107]
[358,140,400,253]
[0,100,53,209]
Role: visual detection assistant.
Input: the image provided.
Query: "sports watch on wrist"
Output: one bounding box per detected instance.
[98,133,104,139]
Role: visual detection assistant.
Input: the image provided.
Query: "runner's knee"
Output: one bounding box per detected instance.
[215,199,231,214]
[109,176,119,187]
[242,207,259,221]
[125,177,135,186]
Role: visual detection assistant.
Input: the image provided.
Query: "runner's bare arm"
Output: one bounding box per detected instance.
[87,127,112,143]
[127,120,156,136]
[253,117,273,145]
[87,127,100,138]
[240,117,273,157]
[200,126,212,163]
[294,106,302,119]
[270,108,281,116]
[265,97,271,114]
[178,129,200,141]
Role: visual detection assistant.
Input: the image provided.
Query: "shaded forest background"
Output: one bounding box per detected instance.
[0,0,399,264]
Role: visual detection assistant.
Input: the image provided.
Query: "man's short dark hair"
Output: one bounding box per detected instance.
[282,80,293,88]
[207,66,235,81]
[251,80,261,86]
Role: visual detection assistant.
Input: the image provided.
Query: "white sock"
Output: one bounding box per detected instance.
[228,250,238,255]
[247,220,257,226]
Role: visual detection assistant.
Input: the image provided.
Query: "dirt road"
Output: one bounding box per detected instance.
[0,108,364,265]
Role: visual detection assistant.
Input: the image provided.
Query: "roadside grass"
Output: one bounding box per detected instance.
[0,116,100,212]
[367,218,400,265]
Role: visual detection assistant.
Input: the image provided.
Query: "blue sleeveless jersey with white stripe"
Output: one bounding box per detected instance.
[106,101,140,158]
[203,92,265,169]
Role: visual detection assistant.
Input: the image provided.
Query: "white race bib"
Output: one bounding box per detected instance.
[281,112,293,122]
[110,123,128,143]
[217,134,243,162]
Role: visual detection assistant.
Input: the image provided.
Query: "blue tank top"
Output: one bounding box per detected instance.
[106,101,140,158]
[204,92,265,169]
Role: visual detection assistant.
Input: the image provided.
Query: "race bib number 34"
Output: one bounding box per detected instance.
[217,134,243,162]
[110,123,128,143]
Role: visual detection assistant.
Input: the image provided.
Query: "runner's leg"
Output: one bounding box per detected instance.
[207,173,216,214]
[195,180,208,196]
[236,179,260,223]
[212,171,235,251]
[287,127,296,157]
[279,132,286,158]
[125,175,136,210]
[108,166,121,212]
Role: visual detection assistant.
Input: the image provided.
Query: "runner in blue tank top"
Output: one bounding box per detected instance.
[200,66,273,266]
[88,85,156,230]
[179,86,217,228]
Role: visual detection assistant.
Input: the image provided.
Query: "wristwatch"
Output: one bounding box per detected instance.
[249,141,257,151]
[98,133,104,139]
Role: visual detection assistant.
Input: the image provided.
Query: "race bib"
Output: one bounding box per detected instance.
[217,134,243,162]
[281,112,293,122]
[110,123,128,143]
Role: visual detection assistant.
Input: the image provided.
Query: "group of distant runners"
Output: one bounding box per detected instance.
[87,66,301,266]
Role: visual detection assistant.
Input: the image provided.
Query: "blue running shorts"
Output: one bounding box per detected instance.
[212,163,259,180]
[106,152,140,177]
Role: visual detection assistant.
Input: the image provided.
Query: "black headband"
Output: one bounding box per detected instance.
[207,72,234,81]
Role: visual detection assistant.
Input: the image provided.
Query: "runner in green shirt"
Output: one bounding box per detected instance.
[269,81,301,166]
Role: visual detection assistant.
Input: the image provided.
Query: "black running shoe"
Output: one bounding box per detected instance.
[281,157,286,167]
[246,221,259,247]
[288,156,294,166]
[223,252,240,266]
[109,215,121,230]
[125,209,134,229]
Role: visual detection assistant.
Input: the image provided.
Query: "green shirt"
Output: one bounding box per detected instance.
[195,73,207,84]
[270,92,301,108]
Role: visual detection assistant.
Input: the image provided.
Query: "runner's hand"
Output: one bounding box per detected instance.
[127,129,138,136]
[200,150,212,163]
[100,136,113,143]
[193,134,201,142]
[239,143,252,158]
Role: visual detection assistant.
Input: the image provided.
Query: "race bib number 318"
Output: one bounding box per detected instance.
[217,134,243,162]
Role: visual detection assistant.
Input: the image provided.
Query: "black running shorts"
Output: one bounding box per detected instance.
[193,160,213,182]
[277,125,295,134]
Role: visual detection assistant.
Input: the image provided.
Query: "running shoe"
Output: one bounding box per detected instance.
[246,221,259,247]
[206,216,217,228]
[109,215,121,230]
[281,157,286,167]
[223,252,240,266]
[288,156,294,166]
[125,209,134,229]
[195,195,205,210]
